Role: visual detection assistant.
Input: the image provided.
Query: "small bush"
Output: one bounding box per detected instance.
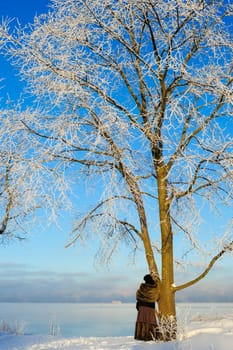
[0,320,26,335]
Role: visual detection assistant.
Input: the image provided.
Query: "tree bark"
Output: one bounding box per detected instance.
[141,225,160,280]
[156,164,176,340]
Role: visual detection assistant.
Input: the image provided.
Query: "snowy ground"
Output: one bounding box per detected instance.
[1,315,233,350]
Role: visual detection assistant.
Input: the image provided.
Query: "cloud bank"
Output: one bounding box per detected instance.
[0,263,136,303]
[0,263,232,303]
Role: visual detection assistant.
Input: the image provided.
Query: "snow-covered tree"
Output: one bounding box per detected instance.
[0,109,35,239]
[0,107,70,240]
[0,0,233,339]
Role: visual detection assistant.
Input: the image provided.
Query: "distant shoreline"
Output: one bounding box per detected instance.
[0,301,233,304]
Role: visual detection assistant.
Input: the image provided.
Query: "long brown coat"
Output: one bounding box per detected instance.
[135,283,160,341]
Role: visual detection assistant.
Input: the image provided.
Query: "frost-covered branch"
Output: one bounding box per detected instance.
[65,194,139,248]
[0,164,14,234]
[174,241,233,292]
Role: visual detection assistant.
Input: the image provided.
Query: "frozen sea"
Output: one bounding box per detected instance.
[0,302,233,337]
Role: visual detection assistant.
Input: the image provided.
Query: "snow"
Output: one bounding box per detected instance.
[1,316,233,350]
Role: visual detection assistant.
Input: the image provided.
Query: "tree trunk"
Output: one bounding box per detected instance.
[157,164,177,340]
[142,225,160,279]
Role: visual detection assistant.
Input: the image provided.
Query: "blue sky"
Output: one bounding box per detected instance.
[0,0,232,304]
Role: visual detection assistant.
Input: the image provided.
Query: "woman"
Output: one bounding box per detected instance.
[134,274,160,341]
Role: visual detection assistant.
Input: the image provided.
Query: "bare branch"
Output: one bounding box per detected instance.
[174,241,233,292]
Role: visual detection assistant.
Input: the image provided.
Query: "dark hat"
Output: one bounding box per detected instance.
[144,274,156,285]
